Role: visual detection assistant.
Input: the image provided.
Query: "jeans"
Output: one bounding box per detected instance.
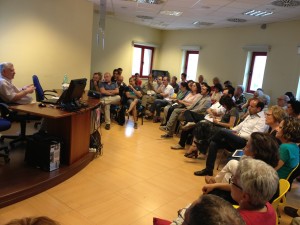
[150,99,169,117]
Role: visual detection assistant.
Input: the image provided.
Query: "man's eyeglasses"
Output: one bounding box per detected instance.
[229,176,243,191]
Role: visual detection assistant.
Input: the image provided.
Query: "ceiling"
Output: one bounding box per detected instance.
[88,0,300,30]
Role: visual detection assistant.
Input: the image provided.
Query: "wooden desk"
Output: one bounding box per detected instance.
[9,96,100,165]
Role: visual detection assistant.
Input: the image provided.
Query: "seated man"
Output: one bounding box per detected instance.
[277,94,290,110]
[233,85,246,111]
[0,62,35,104]
[141,74,159,109]
[99,72,121,130]
[89,72,102,92]
[194,98,267,176]
[148,76,174,123]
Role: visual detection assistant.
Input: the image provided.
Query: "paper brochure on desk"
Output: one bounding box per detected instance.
[204,114,214,122]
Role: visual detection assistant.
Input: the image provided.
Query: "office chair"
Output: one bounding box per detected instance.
[0,118,11,163]
[0,103,40,147]
[32,75,57,102]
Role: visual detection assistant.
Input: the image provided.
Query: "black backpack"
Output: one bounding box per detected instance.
[116,106,126,126]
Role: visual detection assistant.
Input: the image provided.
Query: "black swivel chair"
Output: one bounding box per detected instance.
[0,118,11,163]
[0,102,41,148]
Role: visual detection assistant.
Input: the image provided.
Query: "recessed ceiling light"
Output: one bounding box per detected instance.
[271,0,300,7]
[129,0,164,4]
[243,10,274,17]
[193,21,214,26]
[136,15,154,19]
[227,18,247,23]
[160,10,183,16]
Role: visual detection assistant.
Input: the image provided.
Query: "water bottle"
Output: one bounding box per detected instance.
[62,74,69,90]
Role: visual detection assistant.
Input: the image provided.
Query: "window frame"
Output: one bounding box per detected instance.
[246,52,267,93]
[132,44,154,78]
[183,50,199,80]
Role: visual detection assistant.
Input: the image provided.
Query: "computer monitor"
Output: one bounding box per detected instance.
[60,78,87,108]
[151,70,169,79]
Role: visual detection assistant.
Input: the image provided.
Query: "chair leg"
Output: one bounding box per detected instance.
[0,146,10,163]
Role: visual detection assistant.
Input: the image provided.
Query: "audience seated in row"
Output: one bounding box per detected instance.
[159,82,211,138]
[194,98,267,176]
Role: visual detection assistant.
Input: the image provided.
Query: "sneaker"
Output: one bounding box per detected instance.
[134,122,138,129]
[182,122,196,131]
[171,144,184,150]
[159,126,169,132]
[161,134,173,138]
[105,124,110,130]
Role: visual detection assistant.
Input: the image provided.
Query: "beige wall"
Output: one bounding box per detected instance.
[160,21,300,104]
[91,16,162,83]
[0,0,93,92]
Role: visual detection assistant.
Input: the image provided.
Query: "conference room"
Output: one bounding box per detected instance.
[1,0,300,224]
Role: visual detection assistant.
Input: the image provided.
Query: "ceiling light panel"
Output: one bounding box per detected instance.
[243,10,274,17]
[160,10,183,16]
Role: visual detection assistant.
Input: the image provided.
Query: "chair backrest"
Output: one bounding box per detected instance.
[271,179,290,214]
[286,163,299,181]
[32,75,45,102]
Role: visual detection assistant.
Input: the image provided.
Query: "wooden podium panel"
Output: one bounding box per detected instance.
[46,110,91,164]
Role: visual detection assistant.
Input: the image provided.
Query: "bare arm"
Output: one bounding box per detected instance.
[214,116,236,129]
[202,183,231,194]
[11,84,35,102]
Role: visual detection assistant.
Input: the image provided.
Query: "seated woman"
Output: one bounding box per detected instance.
[161,82,200,126]
[124,77,142,129]
[205,132,279,184]
[184,95,239,159]
[287,100,300,118]
[231,158,278,225]
[275,117,300,179]
[265,105,287,138]
[171,158,278,225]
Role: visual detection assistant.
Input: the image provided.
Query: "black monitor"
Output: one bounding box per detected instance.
[151,70,169,79]
[60,78,87,110]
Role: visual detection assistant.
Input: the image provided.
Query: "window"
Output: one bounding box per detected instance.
[132,44,154,78]
[183,50,199,81]
[246,52,267,93]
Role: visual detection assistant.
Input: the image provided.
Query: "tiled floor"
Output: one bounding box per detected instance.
[0,119,299,225]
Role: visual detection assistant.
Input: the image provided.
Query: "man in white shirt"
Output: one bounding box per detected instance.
[148,76,174,122]
[0,62,35,104]
[194,99,267,176]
